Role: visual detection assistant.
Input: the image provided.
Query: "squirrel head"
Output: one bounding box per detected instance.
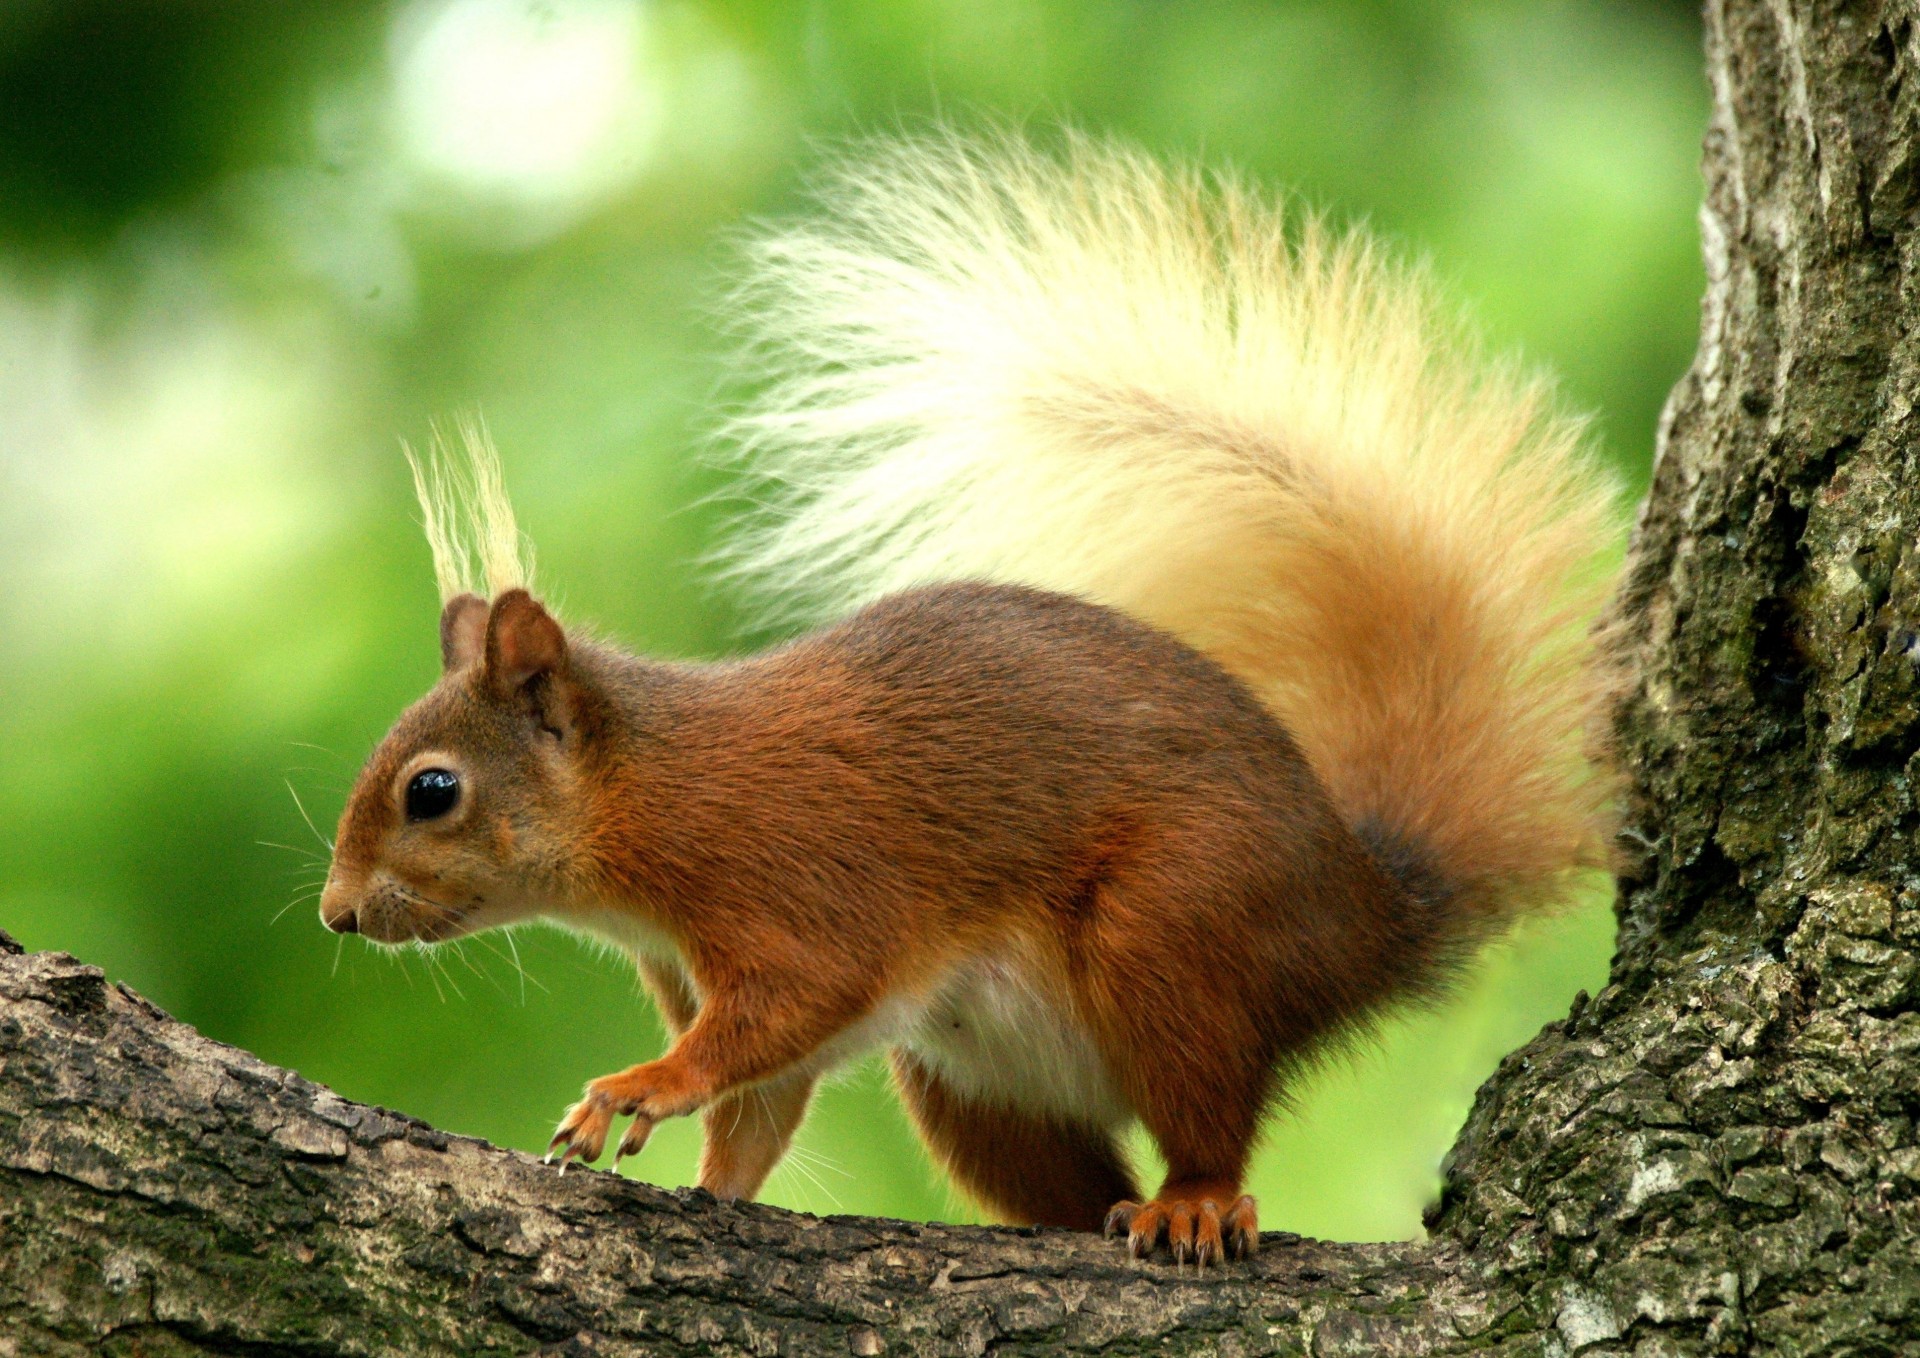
[319,588,592,944]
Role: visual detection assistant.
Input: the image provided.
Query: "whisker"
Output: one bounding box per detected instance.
[472,930,545,1000]
[783,1140,854,1179]
[500,929,539,1001]
[449,938,513,1001]
[285,780,334,854]
[272,891,324,927]
[777,1140,844,1212]
[416,949,446,1003]
[257,839,329,864]
[426,945,465,1003]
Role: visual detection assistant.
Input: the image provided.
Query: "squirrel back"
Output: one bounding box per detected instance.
[718,130,1620,935]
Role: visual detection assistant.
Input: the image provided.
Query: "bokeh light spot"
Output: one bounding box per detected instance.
[391,0,663,215]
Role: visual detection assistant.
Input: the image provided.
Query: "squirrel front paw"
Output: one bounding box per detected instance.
[544,1059,709,1172]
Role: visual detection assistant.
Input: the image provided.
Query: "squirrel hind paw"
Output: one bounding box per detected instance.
[1104,1193,1257,1267]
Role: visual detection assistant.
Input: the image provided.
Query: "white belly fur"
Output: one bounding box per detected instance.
[899,953,1132,1131]
[562,906,684,968]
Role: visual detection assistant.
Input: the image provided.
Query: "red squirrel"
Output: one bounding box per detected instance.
[318,132,1620,1267]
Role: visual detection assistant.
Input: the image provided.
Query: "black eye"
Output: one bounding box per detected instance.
[405,768,460,822]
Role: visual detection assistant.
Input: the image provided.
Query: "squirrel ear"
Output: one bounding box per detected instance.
[483,589,568,694]
[440,593,488,672]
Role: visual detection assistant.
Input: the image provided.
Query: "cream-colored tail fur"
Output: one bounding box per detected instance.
[719,130,1620,924]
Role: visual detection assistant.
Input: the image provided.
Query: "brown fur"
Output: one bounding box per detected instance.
[892,1051,1136,1232]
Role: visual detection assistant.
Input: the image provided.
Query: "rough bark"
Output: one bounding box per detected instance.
[8,2,1920,1353]
[1,927,1481,1357]
[1425,1,1920,1350]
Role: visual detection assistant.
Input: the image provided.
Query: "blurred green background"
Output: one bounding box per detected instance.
[0,0,1705,1241]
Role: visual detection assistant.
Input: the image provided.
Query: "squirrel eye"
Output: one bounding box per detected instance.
[405,768,460,822]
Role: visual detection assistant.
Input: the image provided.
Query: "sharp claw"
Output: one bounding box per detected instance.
[1222,1195,1259,1259]
[1108,1194,1252,1267]
[617,1114,654,1161]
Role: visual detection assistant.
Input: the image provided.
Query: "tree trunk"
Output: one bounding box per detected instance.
[8,2,1920,1353]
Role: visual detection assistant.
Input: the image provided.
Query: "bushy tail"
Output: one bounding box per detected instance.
[717,130,1621,927]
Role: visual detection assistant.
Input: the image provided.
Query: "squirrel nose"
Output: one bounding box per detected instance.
[318,876,360,933]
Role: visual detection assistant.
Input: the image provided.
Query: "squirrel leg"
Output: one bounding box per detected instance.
[697,1070,816,1201]
[548,970,857,1171]
[630,957,817,1199]
[891,1051,1137,1231]
[1071,877,1266,1264]
[1104,1046,1261,1263]
[1099,1059,1262,1264]
[1095,1048,1263,1264]
[635,955,701,1034]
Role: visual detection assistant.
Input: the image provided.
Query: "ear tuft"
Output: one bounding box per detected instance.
[440,593,488,672]
[484,589,567,693]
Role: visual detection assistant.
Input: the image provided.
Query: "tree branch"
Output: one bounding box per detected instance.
[1,929,1499,1356]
